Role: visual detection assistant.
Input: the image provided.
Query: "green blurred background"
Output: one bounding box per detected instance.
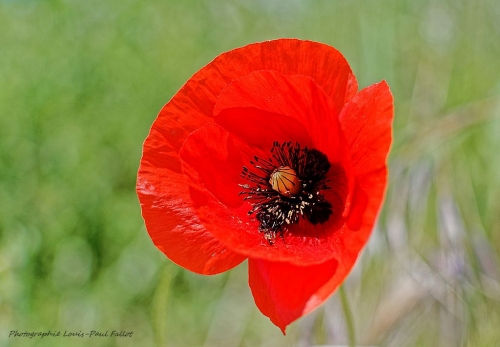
[1,0,499,346]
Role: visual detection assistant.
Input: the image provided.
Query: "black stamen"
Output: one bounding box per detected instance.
[240,141,335,243]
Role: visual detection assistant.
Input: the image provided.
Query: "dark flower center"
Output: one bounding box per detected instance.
[239,141,333,244]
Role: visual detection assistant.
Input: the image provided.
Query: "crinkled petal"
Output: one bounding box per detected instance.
[179,123,244,207]
[137,135,245,274]
[148,39,357,175]
[215,70,346,162]
[340,81,393,177]
[248,258,339,333]
[340,81,393,230]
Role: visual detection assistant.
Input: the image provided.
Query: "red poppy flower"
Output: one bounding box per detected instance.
[137,39,393,333]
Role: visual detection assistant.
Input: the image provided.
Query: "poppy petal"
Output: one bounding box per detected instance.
[340,81,394,177]
[340,80,393,230]
[137,135,245,274]
[150,39,357,161]
[248,258,339,333]
[214,107,314,157]
[179,123,244,208]
[215,70,346,163]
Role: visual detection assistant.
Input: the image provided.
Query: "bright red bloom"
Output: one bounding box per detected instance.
[137,39,393,333]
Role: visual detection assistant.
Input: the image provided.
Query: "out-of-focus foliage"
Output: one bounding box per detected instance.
[1,0,499,346]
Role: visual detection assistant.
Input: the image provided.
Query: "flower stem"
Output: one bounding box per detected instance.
[152,265,174,347]
[339,285,356,347]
